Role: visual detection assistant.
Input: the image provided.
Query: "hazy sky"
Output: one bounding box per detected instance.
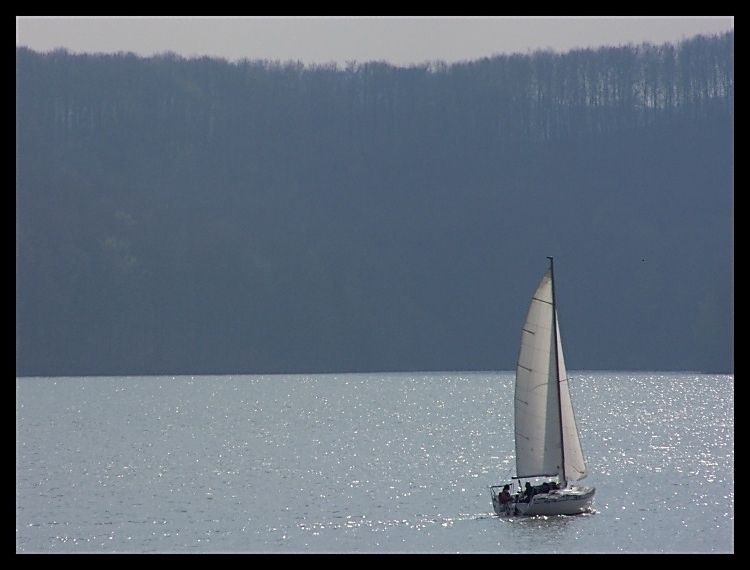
[16,16,734,67]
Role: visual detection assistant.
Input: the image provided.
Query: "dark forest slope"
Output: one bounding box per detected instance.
[16,32,734,375]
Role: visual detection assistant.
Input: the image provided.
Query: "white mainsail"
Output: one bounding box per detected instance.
[514,266,588,487]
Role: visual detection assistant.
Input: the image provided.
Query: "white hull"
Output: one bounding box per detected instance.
[493,487,595,517]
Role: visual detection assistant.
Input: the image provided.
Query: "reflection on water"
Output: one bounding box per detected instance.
[16,372,733,553]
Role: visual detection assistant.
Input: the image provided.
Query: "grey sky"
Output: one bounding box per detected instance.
[16,16,734,67]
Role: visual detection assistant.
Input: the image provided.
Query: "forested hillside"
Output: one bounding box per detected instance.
[16,31,734,376]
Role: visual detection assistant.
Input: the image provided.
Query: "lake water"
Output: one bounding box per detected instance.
[16,372,733,553]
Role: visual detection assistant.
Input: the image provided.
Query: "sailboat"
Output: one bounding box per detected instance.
[491,257,595,516]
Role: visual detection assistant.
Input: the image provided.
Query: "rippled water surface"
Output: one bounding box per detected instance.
[16,372,733,553]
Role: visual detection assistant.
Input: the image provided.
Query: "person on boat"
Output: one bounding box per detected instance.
[499,485,513,505]
[521,482,534,503]
[498,484,514,514]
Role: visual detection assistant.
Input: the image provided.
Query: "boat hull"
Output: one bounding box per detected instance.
[492,487,595,517]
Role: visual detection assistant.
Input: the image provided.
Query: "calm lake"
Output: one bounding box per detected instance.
[16,371,734,553]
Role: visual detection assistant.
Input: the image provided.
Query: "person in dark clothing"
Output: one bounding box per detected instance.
[497,484,514,514]
[522,482,535,503]
[499,485,513,505]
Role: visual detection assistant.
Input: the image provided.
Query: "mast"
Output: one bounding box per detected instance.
[548,256,567,487]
